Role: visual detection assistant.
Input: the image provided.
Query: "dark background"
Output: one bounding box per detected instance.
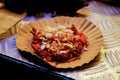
[0,54,74,80]
[2,0,88,16]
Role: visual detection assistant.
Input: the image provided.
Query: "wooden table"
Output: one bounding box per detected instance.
[0,9,26,40]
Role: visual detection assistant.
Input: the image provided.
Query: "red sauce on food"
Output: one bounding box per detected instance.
[31,24,88,63]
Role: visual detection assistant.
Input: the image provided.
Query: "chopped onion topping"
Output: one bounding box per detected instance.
[41,44,46,50]
[45,33,52,38]
[60,50,66,54]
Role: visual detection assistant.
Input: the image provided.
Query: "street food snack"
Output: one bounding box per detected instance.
[30,24,88,63]
[16,16,103,68]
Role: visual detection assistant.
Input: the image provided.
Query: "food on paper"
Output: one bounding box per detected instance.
[30,24,88,63]
[16,16,103,68]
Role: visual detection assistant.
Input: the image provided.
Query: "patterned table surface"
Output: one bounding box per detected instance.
[59,1,120,80]
[0,1,120,80]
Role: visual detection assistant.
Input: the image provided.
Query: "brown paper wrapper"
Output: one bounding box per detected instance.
[16,16,103,68]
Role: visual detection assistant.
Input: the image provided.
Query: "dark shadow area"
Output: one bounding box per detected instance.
[0,53,74,80]
[96,0,120,7]
[19,49,102,73]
